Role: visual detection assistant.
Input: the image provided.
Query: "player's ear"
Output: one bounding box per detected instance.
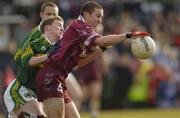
[83,11,90,18]
[44,25,50,32]
[40,12,43,19]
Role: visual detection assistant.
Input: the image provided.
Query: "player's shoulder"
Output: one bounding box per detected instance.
[31,27,41,34]
[30,36,45,47]
[71,20,91,30]
[30,36,50,52]
[28,27,42,39]
[26,27,42,43]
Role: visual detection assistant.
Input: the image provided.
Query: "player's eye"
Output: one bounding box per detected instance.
[53,13,58,16]
[46,13,51,16]
[46,13,57,16]
[55,25,63,31]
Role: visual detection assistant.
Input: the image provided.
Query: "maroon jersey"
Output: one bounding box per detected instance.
[45,16,101,78]
[36,16,101,101]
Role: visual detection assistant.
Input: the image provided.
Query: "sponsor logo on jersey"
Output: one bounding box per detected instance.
[41,46,47,51]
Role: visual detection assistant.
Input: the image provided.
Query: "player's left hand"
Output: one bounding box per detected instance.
[126,31,150,38]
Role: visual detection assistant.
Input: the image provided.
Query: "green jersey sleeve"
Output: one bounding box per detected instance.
[20,36,52,68]
[14,27,42,64]
[20,45,34,67]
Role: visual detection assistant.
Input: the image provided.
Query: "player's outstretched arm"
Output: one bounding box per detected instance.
[94,32,150,47]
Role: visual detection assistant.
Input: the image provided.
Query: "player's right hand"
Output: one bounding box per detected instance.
[126,32,150,38]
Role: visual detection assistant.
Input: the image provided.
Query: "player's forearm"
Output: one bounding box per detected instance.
[28,54,48,66]
[95,33,127,47]
[76,46,103,69]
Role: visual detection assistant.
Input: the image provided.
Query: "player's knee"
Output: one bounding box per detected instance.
[26,99,45,115]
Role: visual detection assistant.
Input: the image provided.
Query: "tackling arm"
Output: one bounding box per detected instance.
[21,46,48,67]
[21,38,50,67]
[28,54,48,66]
[75,46,103,69]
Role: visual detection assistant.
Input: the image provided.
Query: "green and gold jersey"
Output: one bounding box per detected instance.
[16,35,53,93]
[30,35,52,55]
[14,25,53,93]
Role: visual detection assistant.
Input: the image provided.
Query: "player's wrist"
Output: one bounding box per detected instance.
[126,32,132,39]
[44,54,48,60]
[126,31,151,39]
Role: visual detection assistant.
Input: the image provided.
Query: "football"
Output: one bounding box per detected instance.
[131,36,156,59]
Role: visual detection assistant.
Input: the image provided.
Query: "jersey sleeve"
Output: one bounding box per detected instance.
[20,37,51,68]
[75,22,101,48]
[20,45,34,67]
[14,49,23,65]
[20,37,40,67]
[14,34,32,65]
[83,29,101,48]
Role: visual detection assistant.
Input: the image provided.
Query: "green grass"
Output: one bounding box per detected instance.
[80,108,180,118]
[1,108,180,118]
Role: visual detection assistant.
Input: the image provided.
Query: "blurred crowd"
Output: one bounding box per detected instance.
[0,0,180,116]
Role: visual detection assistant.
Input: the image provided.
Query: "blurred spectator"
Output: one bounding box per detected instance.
[0,39,16,116]
[128,60,154,108]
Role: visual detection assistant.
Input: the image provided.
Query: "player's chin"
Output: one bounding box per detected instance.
[57,34,62,38]
[93,24,98,28]
[59,35,63,39]
[59,31,63,36]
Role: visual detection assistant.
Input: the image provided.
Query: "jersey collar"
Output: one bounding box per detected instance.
[41,34,55,45]
[38,22,42,31]
[77,15,85,23]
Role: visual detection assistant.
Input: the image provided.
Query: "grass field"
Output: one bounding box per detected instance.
[1,108,180,118]
[80,108,180,118]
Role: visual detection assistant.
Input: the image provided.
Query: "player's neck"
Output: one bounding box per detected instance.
[43,33,56,45]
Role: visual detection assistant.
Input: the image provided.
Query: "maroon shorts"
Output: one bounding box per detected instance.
[36,67,71,103]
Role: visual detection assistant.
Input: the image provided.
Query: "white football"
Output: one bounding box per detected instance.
[131,36,156,59]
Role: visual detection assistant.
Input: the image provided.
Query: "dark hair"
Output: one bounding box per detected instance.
[40,16,63,33]
[40,1,58,13]
[80,1,103,16]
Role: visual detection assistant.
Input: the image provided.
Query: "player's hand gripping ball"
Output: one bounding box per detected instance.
[131,36,156,59]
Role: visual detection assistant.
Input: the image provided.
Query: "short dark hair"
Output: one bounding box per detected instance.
[40,1,58,13]
[80,1,103,16]
[40,16,63,33]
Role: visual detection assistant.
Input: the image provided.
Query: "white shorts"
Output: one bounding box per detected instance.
[4,79,36,115]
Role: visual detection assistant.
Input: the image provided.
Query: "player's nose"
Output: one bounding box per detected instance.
[60,27,64,32]
[98,18,102,23]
